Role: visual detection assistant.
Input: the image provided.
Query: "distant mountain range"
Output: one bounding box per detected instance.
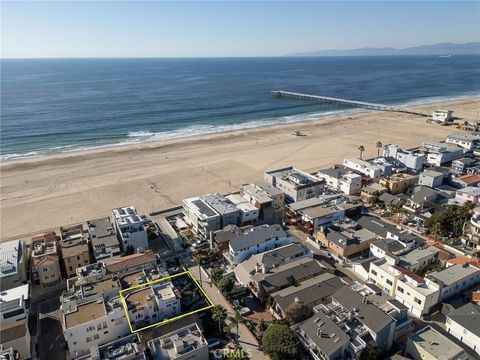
[287,42,480,57]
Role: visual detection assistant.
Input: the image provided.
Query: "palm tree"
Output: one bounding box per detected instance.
[211,305,228,333]
[376,141,383,157]
[229,311,244,344]
[358,145,365,159]
[430,221,443,240]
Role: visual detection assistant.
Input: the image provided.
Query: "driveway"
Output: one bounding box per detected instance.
[188,264,269,360]
[38,313,65,360]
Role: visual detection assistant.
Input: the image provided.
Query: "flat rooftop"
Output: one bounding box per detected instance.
[427,264,480,286]
[64,299,106,328]
[408,326,465,360]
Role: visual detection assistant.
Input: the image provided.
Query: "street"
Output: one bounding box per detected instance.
[187,264,269,360]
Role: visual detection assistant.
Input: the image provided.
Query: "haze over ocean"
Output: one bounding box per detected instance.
[1,55,479,161]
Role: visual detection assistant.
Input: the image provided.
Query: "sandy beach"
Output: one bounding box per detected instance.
[1,97,479,241]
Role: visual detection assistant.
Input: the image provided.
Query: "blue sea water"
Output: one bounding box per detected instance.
[1,56,480,161]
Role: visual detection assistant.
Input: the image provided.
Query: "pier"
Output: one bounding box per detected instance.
[271,90,431,117]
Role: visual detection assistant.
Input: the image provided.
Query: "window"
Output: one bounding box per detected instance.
[397,287,404,294]
[371,270,377,276]
[414,297,422,305]
[69,266,73,271]
[386,279,393,286]
[3,308,25,319]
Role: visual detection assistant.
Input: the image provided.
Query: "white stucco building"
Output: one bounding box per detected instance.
[112,206,148,252]
[445,302,480,356]
[227,224,292,264]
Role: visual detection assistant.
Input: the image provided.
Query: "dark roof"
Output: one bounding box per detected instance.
[331,286,395,333]
[260,243,310,268]
[229,224,288,252]
[273,274,344,311]
[325,226,377,249]
[371,238,406,254]
[378,193,404,206]
[88,218,120,249]
[293,312,349,357]
[254,258,325,293]
[354,215,399,238]
[447,302,480,337]
[192,199,218,217]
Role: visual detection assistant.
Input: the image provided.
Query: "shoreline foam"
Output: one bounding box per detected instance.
[2,95,479,163]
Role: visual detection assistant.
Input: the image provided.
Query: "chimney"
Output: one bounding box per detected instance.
[255,264,260,273]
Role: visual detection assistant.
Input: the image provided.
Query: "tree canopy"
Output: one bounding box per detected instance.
[285,301,312,325]
[424,201,474,239]
[262,323,301,360]
[218,275,235,294]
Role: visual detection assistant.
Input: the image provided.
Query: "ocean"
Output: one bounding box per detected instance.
[1,56,479,161]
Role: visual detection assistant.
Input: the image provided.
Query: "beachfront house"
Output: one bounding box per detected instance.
[112,206,148,253]
[264,166,324,203]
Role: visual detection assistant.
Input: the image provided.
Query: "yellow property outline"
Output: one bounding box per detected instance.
[119,269,214,333]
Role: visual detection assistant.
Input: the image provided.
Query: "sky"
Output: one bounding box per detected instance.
[1,1,479,58]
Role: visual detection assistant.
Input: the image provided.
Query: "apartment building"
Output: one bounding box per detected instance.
[226,194,259,225]
[62,296,131,358]
[422,142,464,166]
[246,258,325,298]
[451,173,480,188]
[203,193,241,228]
[0,239,26,291]
[383,144,425,173]
[316,285,397,352]
[394,273,440,318]
[451,157,476,173]
[112,206,148,252]
[360,183,388,202]
[31,233,62,288]
[445,302,480,356]
[124,281,181,331]
[316,220,378,259]
[426,264,480,302]
[292,311,350,360]
[343,158,383,180]
[0,284,31,360]
[227,224,292,264]
[454,186,480,204]
[369,257,406,296]
[417,169,446,188]
[271,273,345,319]
[233,243,312,289]
[399,247,439,273]
[77,333,146,360]
[316,168,362,195]
[264,166,324,203]
[369,238,407,259]
[298,203,360,235]
[446,133,480,150]
[285,195,342,226]
[405,326,466,360]
[61,225,91,278]
[148,323,209,360]
[241,182,282,224]
[87,217,121,262]
[104,250,158,275]
[182,196,221,238]
[379,173,418,195]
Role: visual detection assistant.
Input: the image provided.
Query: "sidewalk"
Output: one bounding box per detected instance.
[188,264,269,360]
